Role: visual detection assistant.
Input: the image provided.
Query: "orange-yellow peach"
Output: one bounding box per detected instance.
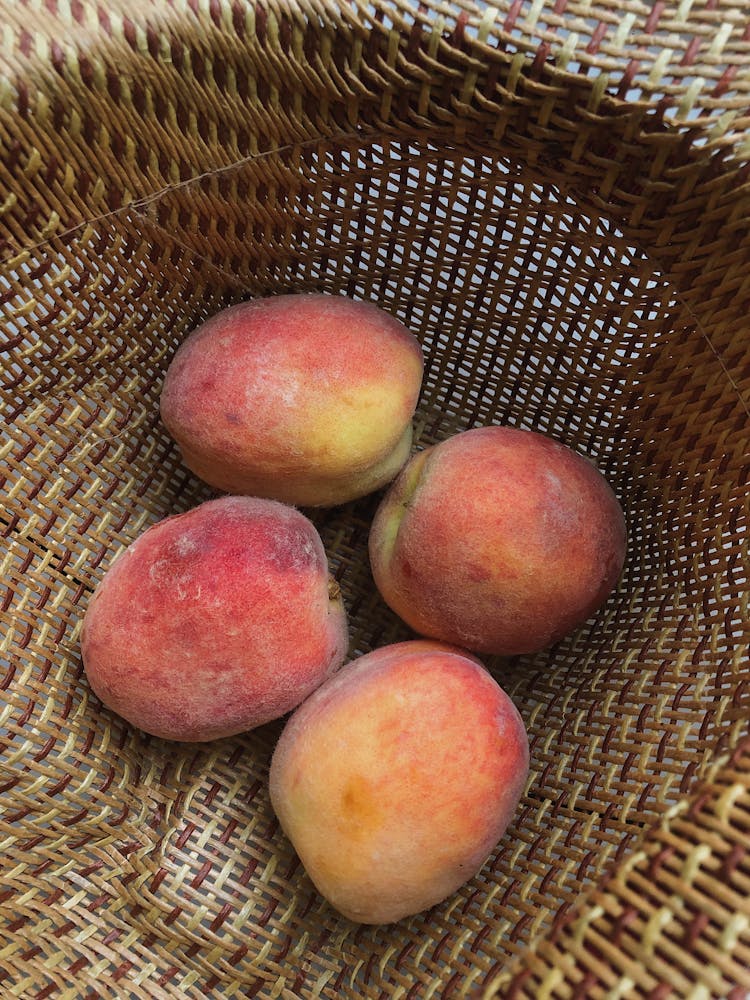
[369,427,627,656]
[81,496,348,741]
[160,293,424,507]
[269,640,529,924]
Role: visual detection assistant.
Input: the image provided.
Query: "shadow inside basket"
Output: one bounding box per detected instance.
[2,134,746,996]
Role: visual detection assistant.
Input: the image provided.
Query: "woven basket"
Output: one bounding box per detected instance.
[2,1,749,997]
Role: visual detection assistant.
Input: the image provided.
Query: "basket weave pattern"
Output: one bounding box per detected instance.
[1,1,749,997]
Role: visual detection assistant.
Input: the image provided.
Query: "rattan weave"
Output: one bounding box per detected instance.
[1,1,748,997]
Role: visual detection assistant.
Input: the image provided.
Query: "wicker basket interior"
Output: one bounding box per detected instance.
[1,2,749,998]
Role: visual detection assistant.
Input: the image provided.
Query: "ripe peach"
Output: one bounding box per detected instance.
[269,640,529,924]
[160,293,424,507]
[81,496,348,741]
[369,427,626,656]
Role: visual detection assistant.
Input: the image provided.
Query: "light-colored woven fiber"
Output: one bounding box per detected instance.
[1,1,748,997]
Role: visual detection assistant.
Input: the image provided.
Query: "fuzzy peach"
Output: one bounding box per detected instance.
[269,640,529,924]
[159,293,424,507]
[369,426,626,656]
[81,496,348,741]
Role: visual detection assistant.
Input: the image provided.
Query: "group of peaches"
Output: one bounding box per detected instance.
[81,294,626,924]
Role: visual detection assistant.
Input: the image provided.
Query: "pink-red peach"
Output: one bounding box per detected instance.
[160,294,424,507]
[269,640,529,924]
[81,496,348,741]
[369,426,626,656]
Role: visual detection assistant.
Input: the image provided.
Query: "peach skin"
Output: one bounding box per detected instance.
[81,496,348,741]
[269,640,529,923]
[160,293,424,506]
[369,426,627,656]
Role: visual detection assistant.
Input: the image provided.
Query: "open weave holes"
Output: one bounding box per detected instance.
[1,1,749,998]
